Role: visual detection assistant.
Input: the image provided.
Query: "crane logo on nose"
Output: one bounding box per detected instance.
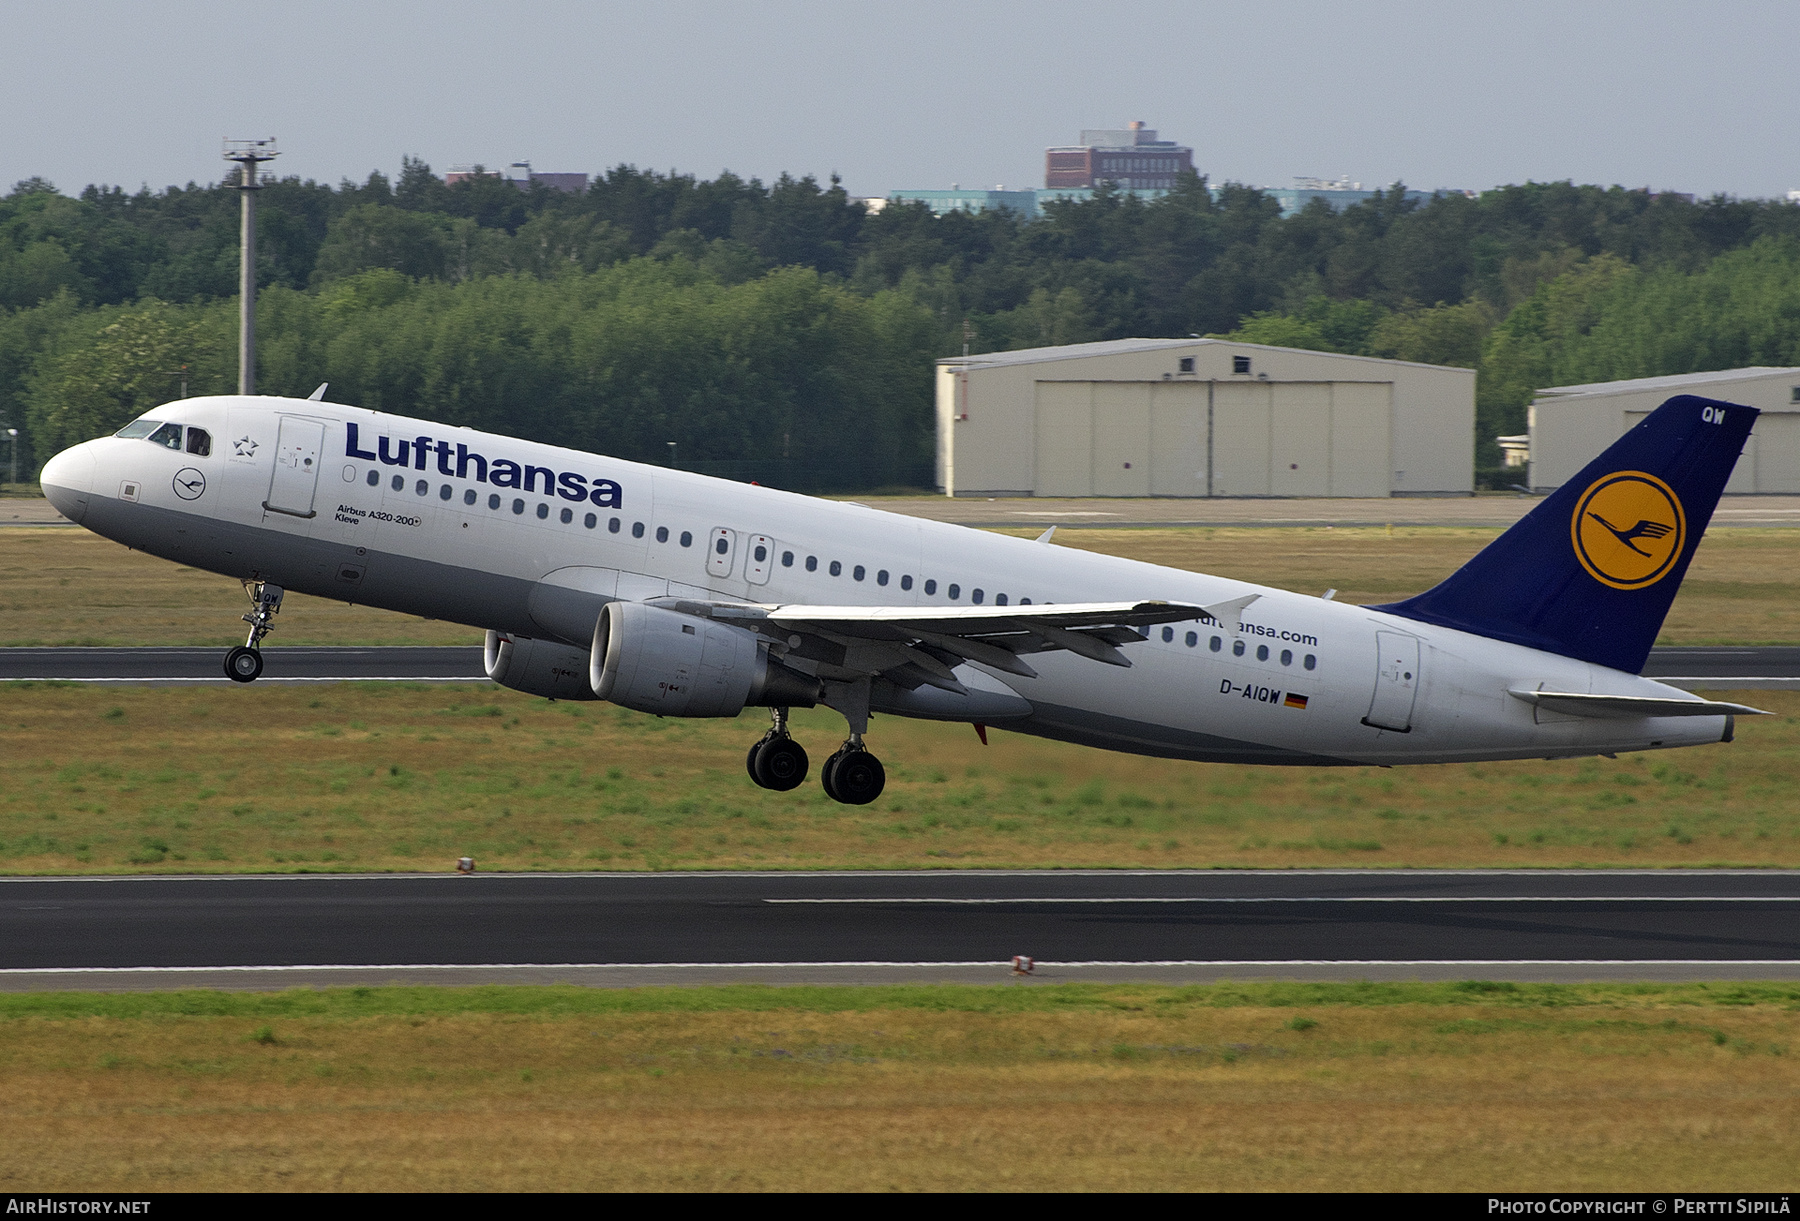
[172,468,207,501]
[1571,471,1685,590]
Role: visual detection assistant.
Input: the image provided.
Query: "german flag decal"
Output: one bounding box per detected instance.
[1284,692,1309,710]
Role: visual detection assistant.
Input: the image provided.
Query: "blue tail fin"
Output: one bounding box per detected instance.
[1372,395,1757,674]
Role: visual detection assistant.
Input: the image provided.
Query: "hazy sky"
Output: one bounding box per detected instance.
[5,0,1796,200]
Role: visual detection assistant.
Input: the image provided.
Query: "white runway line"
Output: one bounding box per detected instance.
[6,676,488,684]
[764,895,1800,904]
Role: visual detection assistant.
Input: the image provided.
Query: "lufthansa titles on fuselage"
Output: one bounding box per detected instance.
[345,422,623,509]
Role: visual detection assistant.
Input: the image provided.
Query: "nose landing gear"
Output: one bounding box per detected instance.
[224,580,284,683]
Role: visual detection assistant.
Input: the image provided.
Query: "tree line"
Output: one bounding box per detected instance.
[4,160,1799,487]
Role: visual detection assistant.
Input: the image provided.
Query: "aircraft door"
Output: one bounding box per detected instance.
[745,534,774,585]
[265,416,325,518]
[706,527,737,578]
[1363,631,1420,732]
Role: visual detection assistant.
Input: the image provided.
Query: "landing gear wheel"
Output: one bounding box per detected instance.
[753,737,810,791]
[821,748,885,805]
[224,645,263,683]
[747,735,773,783]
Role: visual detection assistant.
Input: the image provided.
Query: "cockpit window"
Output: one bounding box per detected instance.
[115,419,162,440]
[185,427,211,457]
[147,423,183,450]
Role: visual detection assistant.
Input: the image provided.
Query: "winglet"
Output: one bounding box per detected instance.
[1201,593,1261,634]
[307,383,329,401]
[1035,525,1057,544]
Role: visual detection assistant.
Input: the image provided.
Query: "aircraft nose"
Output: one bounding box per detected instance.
[40,443,97,524]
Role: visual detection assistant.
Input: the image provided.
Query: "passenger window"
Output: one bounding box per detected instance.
[1304,654,1317,670]
[367,470,380,487]
[585,512,597,528]
[1162,627,1174,642]
[632,522,645,538]
[995,593,1007,605]
[148,423,183,450]
[1210,636,1222,652]
[392,475,405,492]
[877,570,889,586]
[972,589,984,604]
[185,428,211,456]
[1019,597,1031,605]
[853,565,865,581]
[924,579,936,595]
[900,575,912,590]
[657,526,669,543]
[439,485,453,500]
[754,544,767,562]
[514,499,526,515]
[1232,639,1245,657]
[1280,649,1292,666]
[415,479,428,496]
[537,503,550,519]
[463,489,477,505]
[782,551,795,567]
[805,555,818,572]
[560,507,573,523]
[715,536,728,554]
[1256,644,1269,661]
[948,584,960,600]
[829,560,842,577]
[681,531,693,547]
[609,517,621,533]
[489,493,501,510]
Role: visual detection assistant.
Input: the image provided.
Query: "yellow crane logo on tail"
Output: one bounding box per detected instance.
[1571,471,1686,590]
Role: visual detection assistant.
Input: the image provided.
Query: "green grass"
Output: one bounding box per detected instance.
[5,981,1797,1190]
[7,980,1799,1021]
[5,684,1800,872]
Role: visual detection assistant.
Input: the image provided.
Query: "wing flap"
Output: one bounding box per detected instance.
[648,596,1205,682]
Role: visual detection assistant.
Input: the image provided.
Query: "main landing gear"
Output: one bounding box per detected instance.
[821,735,886,805]
[223,579,284,683]
[747,707,810,792]
[744,708,887,804]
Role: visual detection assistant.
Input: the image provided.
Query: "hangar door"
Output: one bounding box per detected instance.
[1755,414,1800,491]
[1213,381,1391,497]
[1033,381,1206,496]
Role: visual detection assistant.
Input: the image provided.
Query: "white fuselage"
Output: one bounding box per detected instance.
[39,395,1731,766]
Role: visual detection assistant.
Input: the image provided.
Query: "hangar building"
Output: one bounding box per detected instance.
[935,339,1474,498]
[1529,368,1800,493]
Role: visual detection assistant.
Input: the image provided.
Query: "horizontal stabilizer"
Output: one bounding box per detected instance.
[1508,689,1767,719]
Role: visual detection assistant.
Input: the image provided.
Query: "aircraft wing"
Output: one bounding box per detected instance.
[647,597,1209,693]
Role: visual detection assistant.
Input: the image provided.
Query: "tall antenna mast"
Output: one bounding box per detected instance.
[223,138,279,395]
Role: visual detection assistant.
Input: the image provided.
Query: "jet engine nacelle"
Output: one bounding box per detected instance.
[484,630,599,701]
[591,601,819,718]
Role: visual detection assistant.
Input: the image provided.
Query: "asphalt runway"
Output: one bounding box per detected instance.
[3,645,1796,688]
[2,870,1797,990]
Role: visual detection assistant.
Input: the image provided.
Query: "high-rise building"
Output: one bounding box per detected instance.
[1044,121,1193,190]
